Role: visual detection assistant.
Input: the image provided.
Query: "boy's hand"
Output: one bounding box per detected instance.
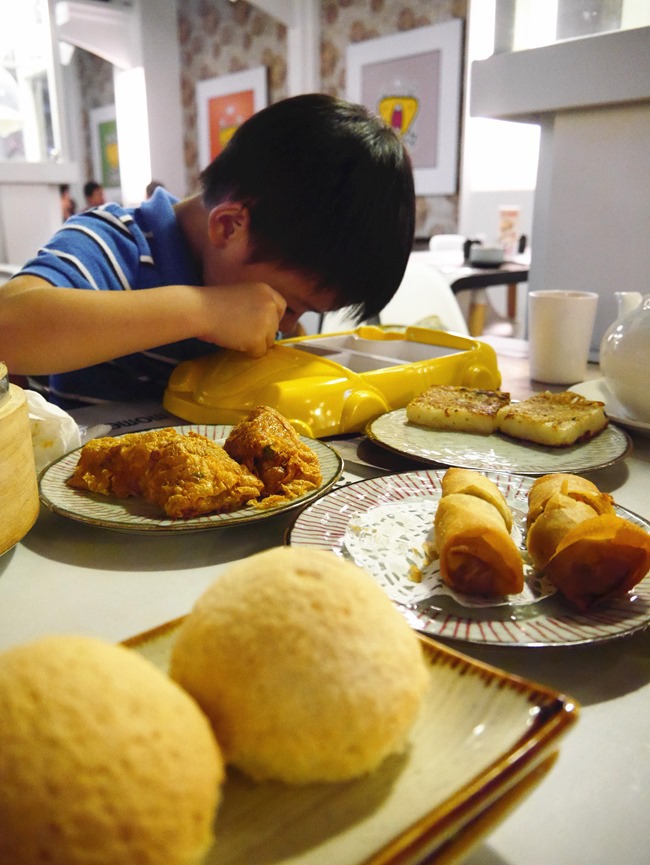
[198,283,287,358]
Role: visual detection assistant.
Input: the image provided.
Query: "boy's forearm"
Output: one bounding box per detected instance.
[0,278,203,375]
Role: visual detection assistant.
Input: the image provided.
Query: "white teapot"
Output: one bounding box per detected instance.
[600,292,650,421]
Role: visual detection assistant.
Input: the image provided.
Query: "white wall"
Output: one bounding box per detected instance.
[459,0,539,246]
[138,0,184,198]
[0,182,60,266]
[458,0,538,333]
[0,161,77,266]
[534,102,650,354]
[471,24,650,355]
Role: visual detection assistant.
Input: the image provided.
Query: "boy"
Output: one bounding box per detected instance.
[0,94,415,408]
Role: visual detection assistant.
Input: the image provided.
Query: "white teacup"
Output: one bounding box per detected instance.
[528,290,598,385]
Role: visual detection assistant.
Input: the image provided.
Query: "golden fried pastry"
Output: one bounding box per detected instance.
[434,469,524,597]
[67,428,263,518]
[525,473,650,610]
[526,472,614,525]
[540,515,650,610]
[526,492,600,570]
[224,405,322,504]
[66,428,183,498]
[435,494,524,597]
[441,466,513,531]
[142,433,263,518]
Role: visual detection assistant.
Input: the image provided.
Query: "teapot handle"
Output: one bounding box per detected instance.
[614,291,642,318]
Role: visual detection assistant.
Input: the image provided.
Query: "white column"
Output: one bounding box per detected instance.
[249,0,320,94]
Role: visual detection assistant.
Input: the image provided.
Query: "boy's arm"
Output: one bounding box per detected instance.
[0,275,286,375]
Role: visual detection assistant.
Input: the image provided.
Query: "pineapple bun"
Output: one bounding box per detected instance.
[169,546,429,784]
[0,635,224,865]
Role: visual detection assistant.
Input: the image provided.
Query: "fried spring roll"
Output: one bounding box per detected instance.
[527,472,614,524]
[441,467,513,531]
[434,492,524,597]
[543,515,650,610]
[525,473,650,610]
[526,493,600,570]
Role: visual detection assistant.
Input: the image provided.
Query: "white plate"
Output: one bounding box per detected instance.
[39,425,343,534]
[366,408,631,475]
[571,378,650,435]
[125,619,576,865]
[286,469,650,647]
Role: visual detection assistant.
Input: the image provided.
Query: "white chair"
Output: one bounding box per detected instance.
[318,259,469,336]
[428,233,466,254]
[378,259,469,334]
[427,233,466,269]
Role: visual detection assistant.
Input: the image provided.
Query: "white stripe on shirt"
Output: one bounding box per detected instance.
[63,224,133,291]
[40,248,100,289]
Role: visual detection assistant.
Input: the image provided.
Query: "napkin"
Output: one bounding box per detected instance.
[26,390,82,472]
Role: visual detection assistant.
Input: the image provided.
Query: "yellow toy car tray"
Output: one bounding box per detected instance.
[163,325,502,439]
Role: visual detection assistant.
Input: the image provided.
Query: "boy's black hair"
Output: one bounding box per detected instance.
[200,93,415,321]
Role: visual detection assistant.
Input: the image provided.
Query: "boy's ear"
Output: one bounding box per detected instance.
[207,203,249,249]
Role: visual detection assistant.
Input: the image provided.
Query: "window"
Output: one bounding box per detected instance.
[0,0,61,162]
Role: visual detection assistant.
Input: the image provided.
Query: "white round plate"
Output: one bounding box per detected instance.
[39,424,343,534]
[571,378,650,436]
[286,469,650,647]
[366,408,631,475]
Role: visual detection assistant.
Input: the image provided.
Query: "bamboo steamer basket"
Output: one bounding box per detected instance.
[0,363,40,554]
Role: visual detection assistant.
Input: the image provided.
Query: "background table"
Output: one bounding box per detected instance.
[410,251,530,336]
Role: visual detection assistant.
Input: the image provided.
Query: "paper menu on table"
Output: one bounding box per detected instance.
[70,401,182,435]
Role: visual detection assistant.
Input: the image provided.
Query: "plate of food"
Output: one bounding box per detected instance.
[366,386,631,475]
[39,406,343,534]
[123,602,576,865]
[286,467,650,647]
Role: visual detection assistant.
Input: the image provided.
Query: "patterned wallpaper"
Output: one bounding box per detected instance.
[75,0,468,238]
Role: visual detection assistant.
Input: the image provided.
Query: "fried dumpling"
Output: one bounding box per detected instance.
[224,406,322,504]
[67,428,263,518]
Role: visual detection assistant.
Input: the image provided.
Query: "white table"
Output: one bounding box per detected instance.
[1,341,649,865]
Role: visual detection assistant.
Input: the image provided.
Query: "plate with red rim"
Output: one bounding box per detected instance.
[365,408,631,475]
[285,468,650,648]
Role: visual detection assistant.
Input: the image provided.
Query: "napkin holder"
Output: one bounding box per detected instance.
[0,366,40,554]
[163,325,502,438]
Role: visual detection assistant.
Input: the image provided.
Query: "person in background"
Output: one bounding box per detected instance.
[59,184,76,221]
[83,180,106,209]
[0,94,415,409]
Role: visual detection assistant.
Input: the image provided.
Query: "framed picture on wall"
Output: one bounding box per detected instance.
[346,19,463,196]
[196,67,268,170]
[90,104,121,201]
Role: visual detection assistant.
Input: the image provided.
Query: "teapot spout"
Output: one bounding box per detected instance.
[614,291,642,317]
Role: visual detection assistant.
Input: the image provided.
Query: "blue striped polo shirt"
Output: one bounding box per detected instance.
[18,188,214,409]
